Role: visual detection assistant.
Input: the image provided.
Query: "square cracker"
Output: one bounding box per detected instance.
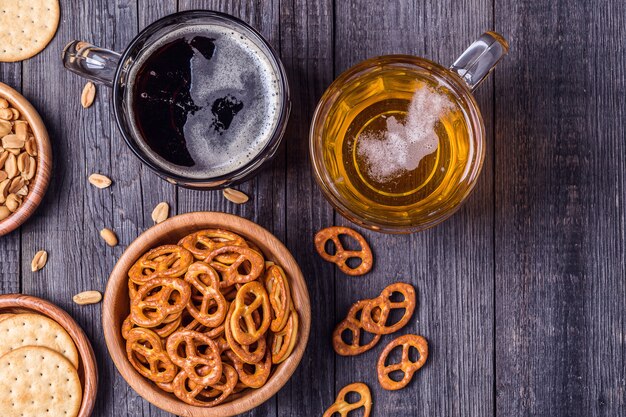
[0,346,81,417]
[0,0,60,62]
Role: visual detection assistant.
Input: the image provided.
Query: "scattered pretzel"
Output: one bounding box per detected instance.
[332,300,384,356]
[314,226,373,276]
[361,282,416,334]
[322,382,372,417]
[377,334,428,390]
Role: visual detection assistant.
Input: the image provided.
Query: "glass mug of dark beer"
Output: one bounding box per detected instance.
[63,11,290,188]
[310,32,508,233]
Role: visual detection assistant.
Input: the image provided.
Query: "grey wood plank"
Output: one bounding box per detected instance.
[333,1,495,416]
[494,0,626,416]
[175,1,283,416]
[0,62,22,293]
[277,1,336,416]
[137,1,179,232]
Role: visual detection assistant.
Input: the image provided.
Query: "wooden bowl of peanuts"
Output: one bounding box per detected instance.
[0,82,52,236]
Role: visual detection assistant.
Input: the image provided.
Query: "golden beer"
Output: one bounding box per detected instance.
[310,55,487,232]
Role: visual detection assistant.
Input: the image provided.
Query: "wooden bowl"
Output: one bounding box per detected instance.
[0,82,52,236]
[0,294,98,417]
[103,211,311,417]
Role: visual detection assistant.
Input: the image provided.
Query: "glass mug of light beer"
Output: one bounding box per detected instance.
[62,11,289,189]
[310,33,507,233]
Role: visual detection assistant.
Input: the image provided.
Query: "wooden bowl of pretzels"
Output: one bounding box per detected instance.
[103,211,311,416]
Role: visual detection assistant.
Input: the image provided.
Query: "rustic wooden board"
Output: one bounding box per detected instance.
[494,0,626,416]
[332,1,496,416]
[0,0,624,416]
[275,1,337,416]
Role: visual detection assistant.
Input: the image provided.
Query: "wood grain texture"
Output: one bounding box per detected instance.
[0,0,624,416]
[277,1,337,416]
[103,212,311,417]
[332,1,495,416]
[495,0,626,415]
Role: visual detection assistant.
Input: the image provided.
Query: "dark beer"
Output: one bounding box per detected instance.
[127,24,282,178]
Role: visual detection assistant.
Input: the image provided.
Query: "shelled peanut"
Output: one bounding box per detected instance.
[0,98,37,221]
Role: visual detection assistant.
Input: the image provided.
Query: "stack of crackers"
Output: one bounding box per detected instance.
[0,313,82,417]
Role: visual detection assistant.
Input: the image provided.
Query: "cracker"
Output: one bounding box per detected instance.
[0,313,79,368]
[0,0,60,62]
[0,313,15,323]
[0,346,81,417]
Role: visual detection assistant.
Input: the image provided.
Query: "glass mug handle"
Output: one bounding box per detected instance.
[62,41,121,87]
[449,31,509,91]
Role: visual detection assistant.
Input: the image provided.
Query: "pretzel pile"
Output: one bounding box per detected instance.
[314,226,373,275]
[123,229,299,407]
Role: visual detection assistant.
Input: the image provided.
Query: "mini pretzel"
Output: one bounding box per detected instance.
[130,277,191,327]
[361,282,416,334]
[206,245,265,287]
[332,300,384,356]
[183,317,226,339]
[322,382,372,417]
[156,380,175,393]
[264,264,292,332]
[225,303,267,364]
[178,229,247,263]
[122,314,181,339]
[225,348,272,388]
[269,309,299,364]
[377,334,428,390]
[166,330,222,386]
[126,327,178,383]
[230,281,271,345]
[314,226,373,276]
[128,245,193,284]
[184,262,229,328]
[172,364,238,407]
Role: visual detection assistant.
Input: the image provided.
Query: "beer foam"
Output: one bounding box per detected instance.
[127,23,283,179]
[356,86,454,183]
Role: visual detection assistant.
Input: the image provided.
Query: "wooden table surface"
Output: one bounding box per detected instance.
[1,0,624,416]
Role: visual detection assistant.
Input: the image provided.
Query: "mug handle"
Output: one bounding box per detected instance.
[62,41,121,87]
[449,31,509,91]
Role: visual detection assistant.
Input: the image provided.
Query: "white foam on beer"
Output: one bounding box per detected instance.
[356,86,454,183]
[183,25,281,177]
[128,23,283,179]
